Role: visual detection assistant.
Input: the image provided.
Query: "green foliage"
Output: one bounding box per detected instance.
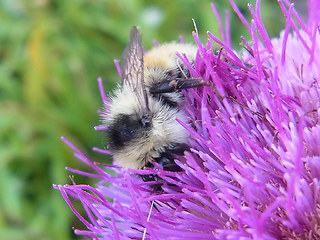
[0,0,284,239]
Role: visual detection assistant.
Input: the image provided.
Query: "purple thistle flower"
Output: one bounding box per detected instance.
[54,0,320,239]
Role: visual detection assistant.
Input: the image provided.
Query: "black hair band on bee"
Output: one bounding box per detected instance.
[141,143,190,191]
[149,78,211,94]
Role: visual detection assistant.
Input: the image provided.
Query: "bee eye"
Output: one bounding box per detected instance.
[141,117,150,127]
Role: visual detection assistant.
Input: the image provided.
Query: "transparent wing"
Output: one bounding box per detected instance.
[121,26,150,116]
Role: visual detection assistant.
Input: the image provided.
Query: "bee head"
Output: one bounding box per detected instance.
[107,112,151,150]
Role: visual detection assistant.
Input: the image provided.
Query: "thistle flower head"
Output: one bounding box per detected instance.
[54,0,320,239]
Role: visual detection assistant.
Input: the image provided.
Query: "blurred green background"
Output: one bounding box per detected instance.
[0,0,291,239]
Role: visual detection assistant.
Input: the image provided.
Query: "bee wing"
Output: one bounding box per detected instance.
[121,26,150,117]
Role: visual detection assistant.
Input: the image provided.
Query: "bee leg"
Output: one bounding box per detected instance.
[141,144,189,191]
[141,171,164,192]
[141,156,182,191]
[149,78,211,94]
[153,143,189,173]
[141,157,181,191]
[157,155,182,172]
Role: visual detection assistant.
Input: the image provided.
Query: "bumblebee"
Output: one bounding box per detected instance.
[104,27,206,189]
